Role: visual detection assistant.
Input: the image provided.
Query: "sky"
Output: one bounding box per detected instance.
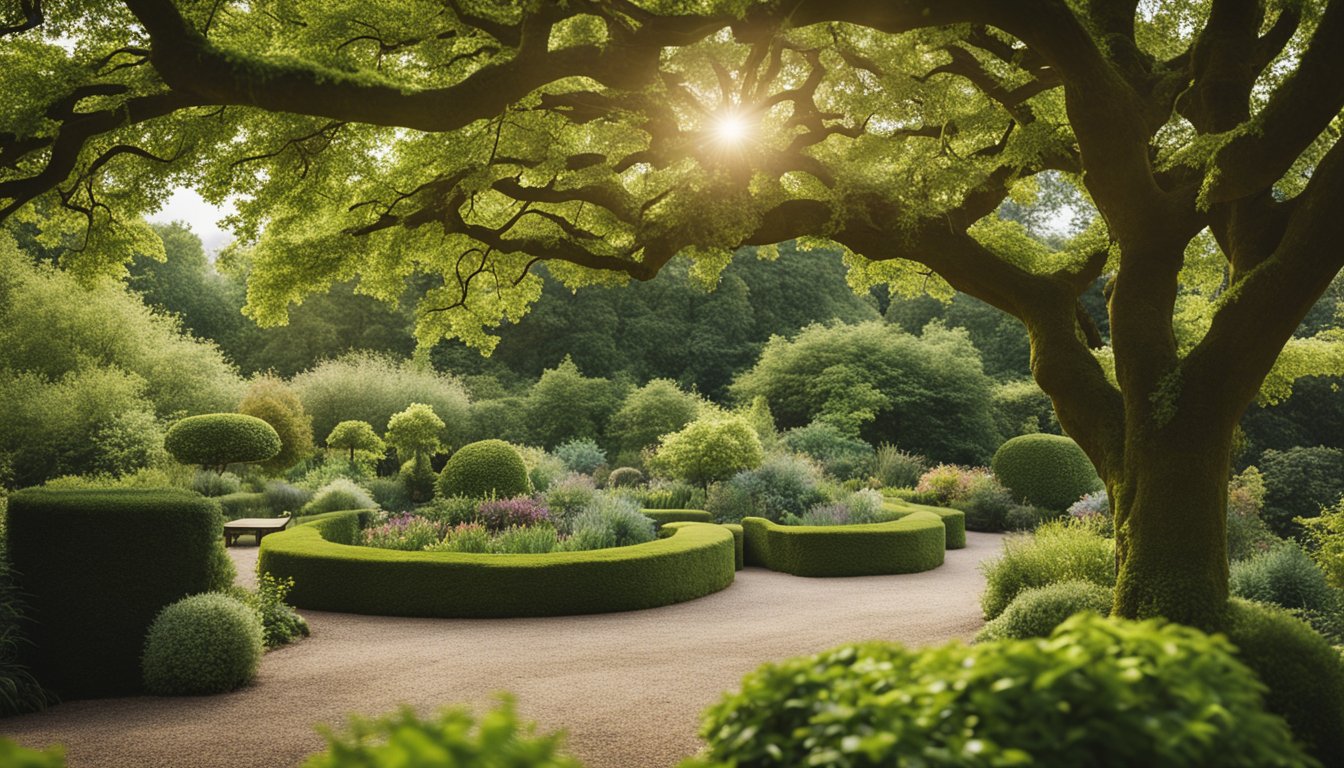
[152,187,235,256]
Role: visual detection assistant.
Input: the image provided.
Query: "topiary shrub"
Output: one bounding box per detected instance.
[397,456,436,504]
[606,467,644,488]
[1224,598,1344,766]
[976,579,1113,642]
[742,511,946,577]
[436,440,530,500]
[164,413,282,472]
[141,593,263,695]
[991,434,1102,511]
[980,520,1115,620]
[694,613,1311,768]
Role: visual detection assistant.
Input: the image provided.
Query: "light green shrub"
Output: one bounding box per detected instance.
[980,520,1115,620]
[164,413,282,471]
[141,593,263,695]
[436,440,530,499]
[991,434,1102,511]
[976,579,1113,641]
[301,479,376,516]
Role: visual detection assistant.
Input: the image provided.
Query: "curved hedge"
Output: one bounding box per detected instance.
[436,439,530,499]
[258,513,735,617]
[881,499,966,549]
[164,413,282,470]
[741,511,946,577]
[722,523,744,571]
[643,509,711,526]
[991,434,1102,510]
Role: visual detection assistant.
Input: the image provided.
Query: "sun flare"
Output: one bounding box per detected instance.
[712,112,751,144]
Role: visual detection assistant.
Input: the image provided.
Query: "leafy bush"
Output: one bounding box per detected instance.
[0,739,65,767]
[542,473,597,534]
[1227,466,1276,561]
[607,467,644,487]
[705,480,754,525]
[323,420,384,467]
[1300,498,1344,590]
[951,473,1016,532]
[366,476,414,514]
[914,463,988,505]
[1260,446,1344,536]
[648,416,763,487]
[437,440,530,499]
[552,438,607,475]
[976,580,1112,641]
[524,356,625,449]
[192,470,242,497]
[1224,598,1344,764]
[1067,490,1111,533]
[141,593,262,695]
[238,374,315,472]
[633,479,703,510]
[362,514,442,551]
[488,525,560,554]
[694,613,1313,768]
[477,497,550,531]
[1004,504,1053,532]
[233,573,309,649]
[383,403,445,463]
[262,480,312,516]
[302,698,583,768]
[425,522,492,553]
[713,453,828,524]
[607,379,702,458]
[0,519,49,716]
[780,421,875,480]
[301,479,376,516]
[991,378,1058,439]
[783,489,887,526]
[217,491,267,520]
[165,413,282,471]
[394,456,435,505]
[467,397,532,446]
[1230,542,1344,642]
[565,495,655,551]
[873,443,926,488]
[981,520,1116,620]
[517,445,567,492]
[420,496,480,528]
[991,434,1102,510]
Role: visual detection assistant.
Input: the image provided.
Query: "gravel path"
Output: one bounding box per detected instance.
[3,533,1004,768]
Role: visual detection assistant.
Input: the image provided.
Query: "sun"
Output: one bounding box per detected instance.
[711,112,751,145]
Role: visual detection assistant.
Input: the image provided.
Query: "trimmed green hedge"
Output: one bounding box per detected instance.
[723,523,744,571]
[164,413,281,470]
[436,439,530,499]
[5,488,224,698]
[643,509,711,526]
[992,434,1102,510]
[258,513,735,617]
[741,511,946,577]
[217,491,267,520]
[882,499,966,549]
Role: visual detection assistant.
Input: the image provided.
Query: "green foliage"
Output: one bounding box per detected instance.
[395,457,435,505]
[216,491,267,520]
[524,357,624,449]
[384,402,445,462]
[981,521,1116,620]
[262,481,313,516]
[732,322,1000,465]
[873,444,927,489]
[164,413,281,471]
[0,739,65,768]
[542,474,596,534]
[606,467,644,488]
[302,698,583,768]
[301,479,376,516]
[232,573,310,649]
[1228,466,1277,561]
[1259,447,1344,536]
[0,518,49,716]
[649,416,763,488]
[887,292,1034,380]
[1300,498,1344,590]
[1230,542,1344,642]
[741,510,946,577]
[467,397,532,446]
[553,438,607,475]
[779,421,875,480]
[991,379,1060,440]
[141,593,263,696]
[291,353,470,450]
[696,614,1312,768]
[976,580,1113,642]
[258,513,735,617]
[192,470,242,497]
[238,374,315,472]
[707,453,827,524]
[419,496,481,529]
[565,495,656,551]
[632,480,704,511]
[437,440,530,500]
[516,446,568,493]
[6,488,224,697]
[324,421,384,466]
[1223,598,1344,765]
[606,379,702,459]
[991,434,1103,511]
[951,473,1018,533]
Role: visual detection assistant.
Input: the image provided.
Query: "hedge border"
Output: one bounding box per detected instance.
[258,512,735,617]
[643,509,711,525]
[722,524,744,571]
[881,500,967,549]
[741,511,946,577]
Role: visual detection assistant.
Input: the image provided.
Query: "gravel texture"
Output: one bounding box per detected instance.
[4,532,1004,767]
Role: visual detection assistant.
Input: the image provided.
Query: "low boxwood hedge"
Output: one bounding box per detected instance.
[882,499,966,549]
[741,511,946,577]
[5,488,224,698]
[643,509,711,526]
[258,513,735,617]
[722,523,744,571]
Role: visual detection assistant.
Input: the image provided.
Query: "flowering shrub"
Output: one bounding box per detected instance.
[783,489,890,527]
[915,464,989,504]
[362,514,442,551]
[477,496,550,531]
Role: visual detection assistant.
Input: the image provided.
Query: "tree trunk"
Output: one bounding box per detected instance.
[1110,417,1234,630]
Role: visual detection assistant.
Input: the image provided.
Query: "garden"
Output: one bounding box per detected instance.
[5,1,1344,766]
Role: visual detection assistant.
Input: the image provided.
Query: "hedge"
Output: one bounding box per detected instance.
[643,509,711,526]
[258,513,735,617]
[436,439,530,499]
[882,499,967,549]
[991,434,1102,510]
[5,488,224,698]
[741,511,946,577]
[164,413,282,470]
[722,524,744,571]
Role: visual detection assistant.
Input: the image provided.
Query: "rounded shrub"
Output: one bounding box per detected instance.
[1230,542,1338,617]
[553,438,607,475]
[695,613,1311,768]
[398,456,437,504]
[141,593,263,695]
[1224,597,1344,765]
[164,413,282,471]
[991,434,1102,510]
[980,520,1115,620]
[976,579,1113,641]
[301,479,376,516]
[607,467,644,488]
[436,440,530,500]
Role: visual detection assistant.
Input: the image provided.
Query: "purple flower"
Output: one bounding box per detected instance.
[477,496,551,531]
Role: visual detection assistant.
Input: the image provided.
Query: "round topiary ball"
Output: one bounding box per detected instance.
[165,413,282,471]
[141,593,263,695]
[976,579,1113,642]
[991,434,1102,511]
[435,439,530,499]
[607,467,644,488]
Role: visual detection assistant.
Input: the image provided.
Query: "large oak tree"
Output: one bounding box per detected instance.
[3,0,1344,627]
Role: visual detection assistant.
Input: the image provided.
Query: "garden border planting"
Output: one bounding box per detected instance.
[741,510,946,577]
[258,511,736,617]
[642,509,711,525]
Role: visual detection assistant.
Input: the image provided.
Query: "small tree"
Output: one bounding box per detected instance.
[384,403,445,463]
[649,416,764,489]
[325,421,384,468]
[238,374,315,472]
[164,414,281,473]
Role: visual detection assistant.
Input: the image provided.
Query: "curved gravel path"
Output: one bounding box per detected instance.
[3,532,1004,768]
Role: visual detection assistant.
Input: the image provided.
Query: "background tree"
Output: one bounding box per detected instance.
[523,357,626,450]
[606,379,704,465]
[383,403,445,464]
[324,421,384,469]
[5,0,1344,627]
[237,374,314,473]
[649,417,764,489]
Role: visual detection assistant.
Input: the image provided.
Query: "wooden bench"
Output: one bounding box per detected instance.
[223,516,291,547]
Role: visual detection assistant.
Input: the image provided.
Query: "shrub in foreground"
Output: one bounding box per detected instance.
[164,413,282,471]
[0,739,65,767]
[991,434,1102,510]
[976,579,1113,642]
[141,593,263,695]
[437,440,530,499]
[980,520,1115,620]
